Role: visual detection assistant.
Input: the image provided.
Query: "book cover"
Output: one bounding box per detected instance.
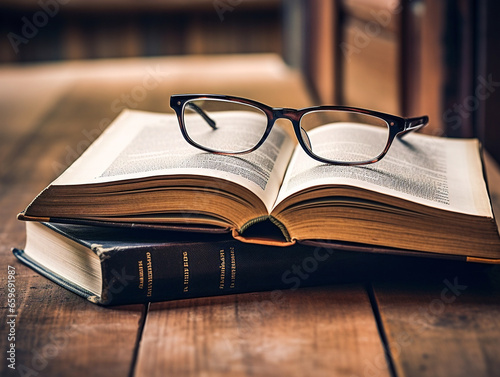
[13,222,484,306]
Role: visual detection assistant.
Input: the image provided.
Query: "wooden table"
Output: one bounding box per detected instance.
[1,55,500,377]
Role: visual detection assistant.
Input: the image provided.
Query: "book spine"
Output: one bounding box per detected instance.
[96,240,365,305]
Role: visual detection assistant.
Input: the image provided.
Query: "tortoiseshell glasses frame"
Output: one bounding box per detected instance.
[170,94,429,166]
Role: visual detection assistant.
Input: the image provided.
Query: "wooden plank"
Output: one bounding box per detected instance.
[0,271,145,377]
[135,286,392,377]
[372,271,500,377]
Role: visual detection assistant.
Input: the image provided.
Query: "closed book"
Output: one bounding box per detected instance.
[12,222,476,306]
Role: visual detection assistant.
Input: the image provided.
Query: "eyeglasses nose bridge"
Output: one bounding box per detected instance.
[271,108,302,125]
[268,108,310,148]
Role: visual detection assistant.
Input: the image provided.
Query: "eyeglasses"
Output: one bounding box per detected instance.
[169,94,429,166]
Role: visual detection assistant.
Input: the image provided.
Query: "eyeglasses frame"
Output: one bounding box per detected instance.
[170,94,429,166]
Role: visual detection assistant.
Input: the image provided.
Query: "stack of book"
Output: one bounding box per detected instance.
[15,110,500,305]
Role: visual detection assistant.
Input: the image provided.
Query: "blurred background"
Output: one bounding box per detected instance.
[1,0,499,162]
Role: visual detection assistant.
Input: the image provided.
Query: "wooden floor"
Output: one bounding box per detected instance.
[1,55,500,377]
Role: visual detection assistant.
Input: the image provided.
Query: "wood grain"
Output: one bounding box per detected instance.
[373,272,500,377]
[136,286,391,377]
[1,272,145,377]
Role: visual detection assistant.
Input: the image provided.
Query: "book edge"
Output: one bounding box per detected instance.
[11,248,104,304]
[18,215,232,234]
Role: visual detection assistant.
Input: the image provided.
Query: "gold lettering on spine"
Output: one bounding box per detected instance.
[230,247,236,289]
[183,251,189,293]
[138,260,144,290]
[146,251,153,297]
[219,249,226,290]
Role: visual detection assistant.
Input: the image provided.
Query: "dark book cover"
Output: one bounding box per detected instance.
[13,222,480,306]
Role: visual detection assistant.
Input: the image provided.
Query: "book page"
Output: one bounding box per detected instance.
[54,110,295,212]
[275,123,492,217]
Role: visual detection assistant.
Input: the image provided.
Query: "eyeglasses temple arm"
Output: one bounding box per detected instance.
[186,103,217,129]
[398,115,429,138]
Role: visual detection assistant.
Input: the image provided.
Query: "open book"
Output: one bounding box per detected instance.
[19,109,500,262]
